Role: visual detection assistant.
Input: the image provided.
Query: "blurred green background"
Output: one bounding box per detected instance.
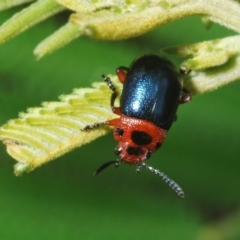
[0,6,240,240]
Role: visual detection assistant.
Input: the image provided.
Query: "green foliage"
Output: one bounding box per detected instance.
[0,7,240,240]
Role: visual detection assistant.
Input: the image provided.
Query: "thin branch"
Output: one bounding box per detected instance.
[0,0,64,45]
[0,0,34,11]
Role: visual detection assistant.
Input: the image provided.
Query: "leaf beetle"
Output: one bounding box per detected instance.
[82,54,191,197]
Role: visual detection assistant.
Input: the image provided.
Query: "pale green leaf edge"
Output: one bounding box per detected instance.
[0,76,121,175]
[1,0,240,58]
[0,0,34,11]
[0,0,65,45]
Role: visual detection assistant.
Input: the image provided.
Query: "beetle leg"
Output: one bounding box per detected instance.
[102,75,121,115]
[116,66,129,83]
[179,66,192,103]
[82,118,119,131]
[179,88,191,104]
[105,118,120,127]
[81,122,107,131]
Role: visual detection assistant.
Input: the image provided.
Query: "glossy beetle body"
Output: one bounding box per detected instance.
[107,54,190,164]
[121,54,183,130]
[82,54,191,197]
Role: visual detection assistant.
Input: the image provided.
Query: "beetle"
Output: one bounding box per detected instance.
[82,54,191,197]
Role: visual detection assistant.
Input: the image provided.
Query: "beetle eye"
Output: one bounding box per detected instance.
[115,128,124,136]
[131,131,152,145]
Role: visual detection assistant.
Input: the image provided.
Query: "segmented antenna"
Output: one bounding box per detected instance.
[94,160,120,176]
[102,74,116,92]
[136,162,184,198]
[93,159,184,198]
[102,74,119,109]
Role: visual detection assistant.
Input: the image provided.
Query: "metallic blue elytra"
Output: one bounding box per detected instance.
[120,54,183,130]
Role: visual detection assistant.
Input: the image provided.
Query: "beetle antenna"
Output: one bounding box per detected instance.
[94,160,121,176]
[102,74,116,92]
[102,74,119,110]
[136,162,184,198]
